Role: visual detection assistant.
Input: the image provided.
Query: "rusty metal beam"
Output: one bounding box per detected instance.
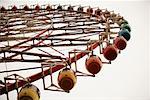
[0,50,64,59]
[0,41,99,95]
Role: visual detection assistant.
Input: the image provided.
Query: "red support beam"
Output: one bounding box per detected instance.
[0,41,99,95]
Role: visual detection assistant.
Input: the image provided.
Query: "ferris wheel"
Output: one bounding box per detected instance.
[0,4,131,100]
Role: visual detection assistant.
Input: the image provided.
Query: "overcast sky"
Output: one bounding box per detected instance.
[0,0,150,100]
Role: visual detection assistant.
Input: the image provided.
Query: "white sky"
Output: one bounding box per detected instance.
[0,0,150,100]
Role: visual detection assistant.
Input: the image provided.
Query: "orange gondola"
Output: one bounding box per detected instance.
[114,36,127,50]
[103,45,118,61]
[18,84,40,100]
[85,55,102,74]
[58,68,77,92]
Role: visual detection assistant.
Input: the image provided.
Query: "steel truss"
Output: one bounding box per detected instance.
[0,4,129,100]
